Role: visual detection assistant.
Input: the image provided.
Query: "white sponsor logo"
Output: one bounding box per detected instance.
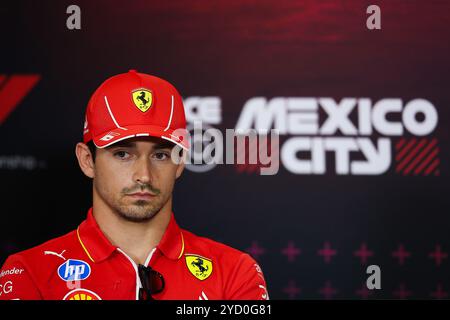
[100,131,120,141]
[254,263,265,280]
[0,267,24,279]
[44,250,67,261]
[259,284,269,300]
[253,264,269,299]
[198,290,209,300]
[58,259,91,282]
[0,281,13,296]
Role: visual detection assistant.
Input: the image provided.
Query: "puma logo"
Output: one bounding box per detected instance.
[44,250,66,261]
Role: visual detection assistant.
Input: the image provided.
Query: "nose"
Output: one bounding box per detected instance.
[132,156,153,185]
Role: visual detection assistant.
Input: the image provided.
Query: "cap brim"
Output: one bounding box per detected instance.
[92,125,189,151]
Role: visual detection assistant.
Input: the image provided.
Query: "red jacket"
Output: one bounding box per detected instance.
[0,208,269,300]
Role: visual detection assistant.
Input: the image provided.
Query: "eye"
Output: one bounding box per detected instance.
[113,151,131,160]
[153,151,170,161]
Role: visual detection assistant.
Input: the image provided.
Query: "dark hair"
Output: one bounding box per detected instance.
[86,141,97,162]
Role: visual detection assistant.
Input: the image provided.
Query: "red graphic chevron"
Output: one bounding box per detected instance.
[0,74,41,125]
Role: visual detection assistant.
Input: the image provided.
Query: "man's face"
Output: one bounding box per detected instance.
[92,137,184,222]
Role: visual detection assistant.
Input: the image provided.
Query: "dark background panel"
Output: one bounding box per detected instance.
[1,0,449,299]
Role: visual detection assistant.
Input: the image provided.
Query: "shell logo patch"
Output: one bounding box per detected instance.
[132,88,153,112]
[185,255,213,281]
[63,289,101,300]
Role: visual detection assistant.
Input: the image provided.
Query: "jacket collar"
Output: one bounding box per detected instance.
[77,207,185,263]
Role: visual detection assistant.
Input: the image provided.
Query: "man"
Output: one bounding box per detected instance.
[0,70,269,300]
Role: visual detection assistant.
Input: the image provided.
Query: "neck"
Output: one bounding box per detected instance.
[92,191,172,265]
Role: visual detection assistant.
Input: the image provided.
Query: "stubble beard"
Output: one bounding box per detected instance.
[95,182,170,223]
[114,193,170,223]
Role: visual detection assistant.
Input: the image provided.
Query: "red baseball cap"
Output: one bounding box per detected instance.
[83,70,189,150]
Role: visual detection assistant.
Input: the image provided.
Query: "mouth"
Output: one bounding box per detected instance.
[126,192,156,200]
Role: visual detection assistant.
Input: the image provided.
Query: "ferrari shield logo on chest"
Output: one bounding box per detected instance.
[185,255,213,280]
[131,88,153,112]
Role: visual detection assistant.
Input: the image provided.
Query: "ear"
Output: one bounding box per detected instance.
[175,150,186,179]
[75,142,95,178]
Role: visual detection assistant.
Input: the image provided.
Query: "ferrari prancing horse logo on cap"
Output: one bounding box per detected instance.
[185,255,213,281]
[131,89,153,112]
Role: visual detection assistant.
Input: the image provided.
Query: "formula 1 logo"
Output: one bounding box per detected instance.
[0,74,40,125]
[58,259,91,282]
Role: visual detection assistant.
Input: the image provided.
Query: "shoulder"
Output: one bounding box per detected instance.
[181,229,262,277]
[2,230,78,278]
[0,230,80,300]
[8,230,77,261]
[180,229,269,300]
[182,229,248,261]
